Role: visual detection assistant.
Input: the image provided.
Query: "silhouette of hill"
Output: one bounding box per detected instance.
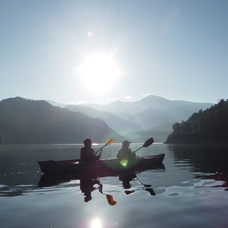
[46,100,67,108]
[0,97,122,144]
[166,99,228,143]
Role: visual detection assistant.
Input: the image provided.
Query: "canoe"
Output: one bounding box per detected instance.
[38,154,165,175]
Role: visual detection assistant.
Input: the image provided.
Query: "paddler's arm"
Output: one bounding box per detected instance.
[86,148,102,160]
[96,149,103,160]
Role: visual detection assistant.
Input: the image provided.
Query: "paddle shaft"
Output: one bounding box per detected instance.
[134,146,143,153]
[95,144,107,154]
[133,137,154,153]
[95,138,115,154]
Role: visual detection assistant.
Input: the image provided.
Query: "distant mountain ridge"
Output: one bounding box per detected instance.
[0,97,122,144]
[65,105,139,136]
[87,95,212,122]
[61,95,214,142]
[0,95,214,144]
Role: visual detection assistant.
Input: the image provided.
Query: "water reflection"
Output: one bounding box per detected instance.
[79,173,117,205]
[39,173,118,205]
[170,144,228,172]
[90,218,102,228]
[38,168,159,204]
[1,144,228,228]
[0,183,37,197]
[119,172,156,196]
[170,144,228,191]
[194,172,228,191]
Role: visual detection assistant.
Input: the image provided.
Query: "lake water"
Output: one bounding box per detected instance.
[0,143,228,228]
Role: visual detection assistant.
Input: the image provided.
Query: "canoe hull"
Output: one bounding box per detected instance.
[38,154,165,175]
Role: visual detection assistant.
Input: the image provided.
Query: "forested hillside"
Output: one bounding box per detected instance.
[165,99,228,143]
[0,97,122,144]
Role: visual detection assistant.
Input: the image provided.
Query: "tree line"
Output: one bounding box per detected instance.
[165,99,228,143]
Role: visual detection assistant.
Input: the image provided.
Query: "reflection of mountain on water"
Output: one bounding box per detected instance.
[0,171,40,197]
[195,173,228,191]
[0,184,37,197]
[171,145,228,173]
[171,144,228,191]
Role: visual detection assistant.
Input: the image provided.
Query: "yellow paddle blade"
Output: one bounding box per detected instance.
[95,138,115,154]
[105,138,115,145]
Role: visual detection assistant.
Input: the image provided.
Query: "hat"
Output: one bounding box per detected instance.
[122,140,131,146]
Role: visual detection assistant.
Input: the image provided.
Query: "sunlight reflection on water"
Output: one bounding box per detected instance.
[0,144,228,228]
[90,218,102,228]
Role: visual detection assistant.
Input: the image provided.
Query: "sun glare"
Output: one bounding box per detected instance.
[90,218,102,228]
[79,53,120,93]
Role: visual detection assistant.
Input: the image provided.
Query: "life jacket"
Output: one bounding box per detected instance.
[80,147,98,161]
[117,148,135,160]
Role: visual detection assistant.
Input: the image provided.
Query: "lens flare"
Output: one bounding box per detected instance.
[120,159,128,167]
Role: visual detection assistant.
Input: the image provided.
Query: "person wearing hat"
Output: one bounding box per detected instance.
[117,140,136,161]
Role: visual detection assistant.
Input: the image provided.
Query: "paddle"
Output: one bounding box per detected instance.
[98,183,117,206]
[95,138,115,154]
[134,178,152,188]
[133,137,154,153]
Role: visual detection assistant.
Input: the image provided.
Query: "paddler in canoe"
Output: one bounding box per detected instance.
[117,140,136,161]
[80,138,102,161]
[80,138,116,161]
[79,138,117,205]
[117,137,155,161]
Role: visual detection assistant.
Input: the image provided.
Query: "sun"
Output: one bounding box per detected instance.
[78,52,120,93]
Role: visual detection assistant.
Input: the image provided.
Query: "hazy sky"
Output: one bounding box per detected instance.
[1,0,228,104]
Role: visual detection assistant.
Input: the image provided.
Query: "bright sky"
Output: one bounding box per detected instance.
[1,0,228,104]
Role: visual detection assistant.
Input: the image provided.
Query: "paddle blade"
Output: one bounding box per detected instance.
[95,138,115,154]
[142,137,154,147]
[105,138,115,145]
[106,195,117,206]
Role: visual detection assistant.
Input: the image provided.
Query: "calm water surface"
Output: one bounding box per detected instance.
[0,143,228,228]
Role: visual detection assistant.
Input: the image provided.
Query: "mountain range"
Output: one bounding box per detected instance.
[49,95,213,142]
[0,97,122,144]
[0,95,213,144]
